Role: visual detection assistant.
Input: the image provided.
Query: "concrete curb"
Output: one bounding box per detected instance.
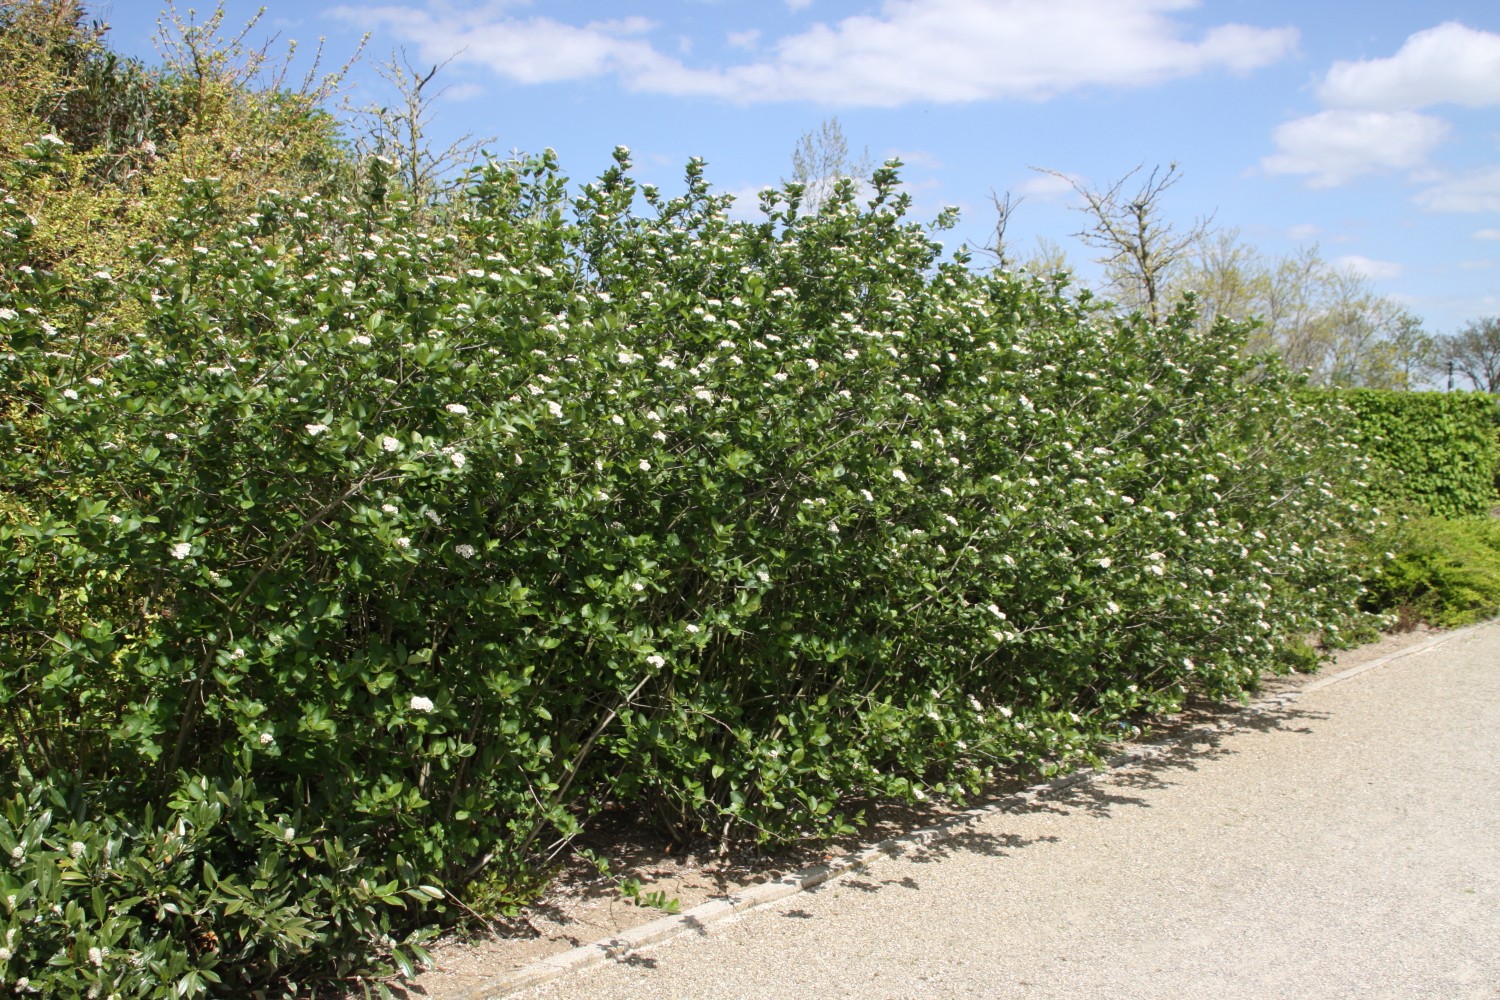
[459,618,1499,1000]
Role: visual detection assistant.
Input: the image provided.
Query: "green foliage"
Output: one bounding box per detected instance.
[1362,517,1500,628]
[1322,389,1500,519]
[0,139,1380,993]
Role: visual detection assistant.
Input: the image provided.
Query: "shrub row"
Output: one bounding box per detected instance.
[1323,388,1500,519]
[0,143,1378,994]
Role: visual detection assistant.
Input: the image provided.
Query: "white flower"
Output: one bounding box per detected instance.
[8,845,21,861]
[610,414,625,425]
[860,489,874,502]
[617,350,640,364]
[283,827,296,842]
[772,372,788,381]
[645,655,666,668]
[685,624,700,634]
[828,522,839,534]
[170,542,192,560]
[449,452,466,468]
[409,695,434,712]
[89,946,104,966]
[229,648,245,660]
[62,388,78,400]
[381,503,398,514]
[0,946,10,961]
[455,543,476,558]
[547,400,563,418]
[394,537,411,549]
[892,469,908,483]
[69,841,86,859]
[639,459,651,471]
[381,436,401,452]
[1096,557,1112,568]
[258,732,275,745]
[0,308,16,321]
[445,403,468,415]
[351,334,371,346]
[305,423,328,436]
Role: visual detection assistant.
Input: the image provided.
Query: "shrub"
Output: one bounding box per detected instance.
[1362,518,1500,627]
[1324,389,1500,519]
[0,145,1378,993]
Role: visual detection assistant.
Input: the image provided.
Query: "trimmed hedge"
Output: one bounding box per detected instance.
[1325,389,1500,519]
[1,144,1378,995]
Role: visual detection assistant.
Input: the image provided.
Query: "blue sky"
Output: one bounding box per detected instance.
[95,0,1499,333]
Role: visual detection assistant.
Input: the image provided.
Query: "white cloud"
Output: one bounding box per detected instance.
[1459,260,1495,270]
[1015,171,1082,202]
[336,0,1297,106]
[1260,110,1449,188]
[1414,166,1500,213]
[727,29,761,50]
[1286,223,1321,241]
[1318,22,1500,110]
[1334,255,1403,281]
[1474,228,1500,240]
[785,0,814,11]
[439,82,484,102]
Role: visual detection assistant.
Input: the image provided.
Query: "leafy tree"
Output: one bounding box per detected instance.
[1439,316,1500,392]
[1171,234,1432,389]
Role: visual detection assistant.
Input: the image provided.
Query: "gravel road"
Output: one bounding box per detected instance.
[516,622,1500,1000]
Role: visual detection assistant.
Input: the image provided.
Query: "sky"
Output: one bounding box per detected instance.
[92,0,1500,334]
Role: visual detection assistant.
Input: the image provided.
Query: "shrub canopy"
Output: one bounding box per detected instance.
[0,143,1379,994]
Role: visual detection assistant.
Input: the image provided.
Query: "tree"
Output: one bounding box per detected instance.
[785,116,870,215]
[1170,237,1434,389]
[1440,317,1500,392]
[342,48,495,208]
[1038,162,1212,324]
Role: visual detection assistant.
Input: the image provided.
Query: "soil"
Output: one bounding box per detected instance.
[385,624,1444,999]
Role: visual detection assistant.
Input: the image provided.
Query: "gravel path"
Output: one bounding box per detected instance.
[515,622,1500,1000]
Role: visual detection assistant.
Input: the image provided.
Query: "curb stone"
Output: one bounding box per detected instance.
[456,618,1498,1000]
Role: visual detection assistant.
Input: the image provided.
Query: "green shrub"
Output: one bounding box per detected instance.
[1362,517,1500,627]
[1323,389,1500,519]
[1,144,1378,993]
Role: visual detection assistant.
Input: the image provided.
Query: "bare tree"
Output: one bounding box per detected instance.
[1440,317,1500,392]
[1037,162,1213,324]
[785,116,871,215]
[343,48,494,207]
[977,188,1022,270]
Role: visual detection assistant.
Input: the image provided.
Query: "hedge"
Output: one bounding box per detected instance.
[1324,389,1500,519]
[0,142,1378,995]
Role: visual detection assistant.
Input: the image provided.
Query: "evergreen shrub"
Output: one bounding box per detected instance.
[0,143,1378,994]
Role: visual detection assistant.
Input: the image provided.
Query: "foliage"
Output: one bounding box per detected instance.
[1325,389,1500,519]
[1,135,1380,993]
[1438,316,1500,393]
[1361,518,1500,628]
[0,0,353,286]
[1170,233,1432,389]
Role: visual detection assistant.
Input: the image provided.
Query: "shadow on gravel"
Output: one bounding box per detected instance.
[1006,699,1328,825]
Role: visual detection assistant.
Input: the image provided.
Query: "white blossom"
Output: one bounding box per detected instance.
[445,403,468,415]
[381,436,401,452]
[305,423,328,436]
[170,542,192,560]
[455,543,476,558]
